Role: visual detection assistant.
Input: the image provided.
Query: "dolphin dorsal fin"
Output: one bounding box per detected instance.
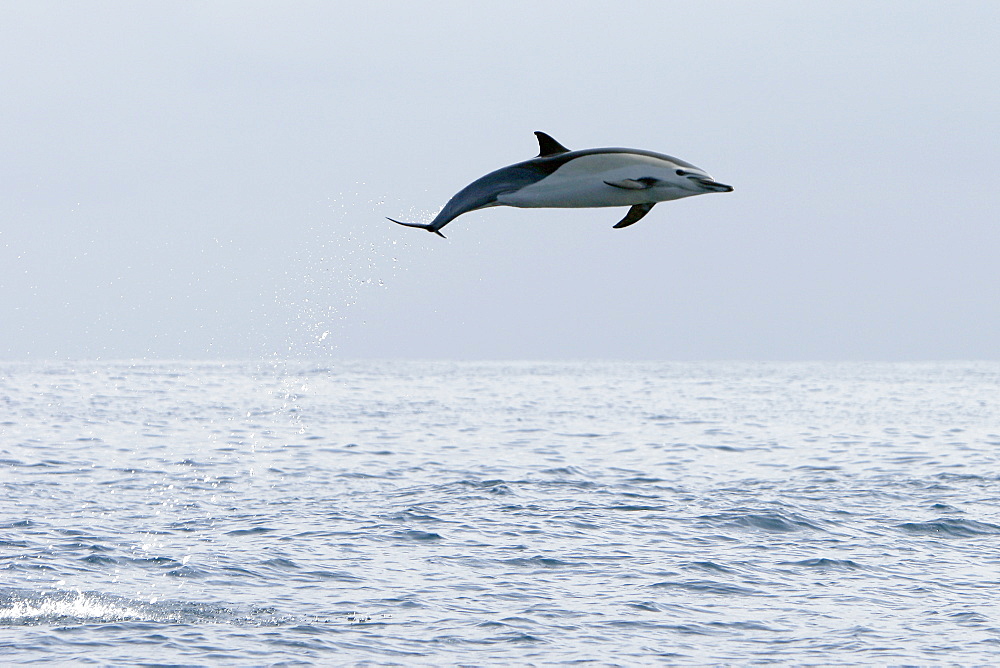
[534,131,571,157]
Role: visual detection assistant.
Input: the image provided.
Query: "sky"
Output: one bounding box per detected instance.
[2,1,998,361]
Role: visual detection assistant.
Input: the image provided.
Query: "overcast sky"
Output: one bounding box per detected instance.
[2,1,998,360]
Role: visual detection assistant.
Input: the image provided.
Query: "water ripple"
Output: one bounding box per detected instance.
[1,361,999,664]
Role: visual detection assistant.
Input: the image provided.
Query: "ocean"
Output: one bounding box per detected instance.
[1,360,998,665]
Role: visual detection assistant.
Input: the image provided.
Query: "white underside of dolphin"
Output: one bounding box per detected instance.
[389,132,732,238]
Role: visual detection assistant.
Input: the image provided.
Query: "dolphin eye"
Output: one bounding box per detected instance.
[675,169,687,176]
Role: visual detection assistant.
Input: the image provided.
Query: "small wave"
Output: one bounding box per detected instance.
[682,561,736,574]
[539,466,589,476]
[485,631,544,644]
[700,510,823,533]
[930,503,961,512]
[708,620,779,632]
[453,479,516,495]
[226,527,275,536]
[301,570,363,582]
[80,554,118,566]
[0,539,30,548]
[502,556,571,569]
[949,610,989,623]
[605,504,667,512]
[391,530,442,541]
[781,558,868,570]
[649,580,760,596]
[626,601,663,612]
[616,621,723,636]
[896,519,1000,538]
[383,510,442,523]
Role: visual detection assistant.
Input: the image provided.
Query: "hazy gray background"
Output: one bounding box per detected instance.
[3,1,998,360]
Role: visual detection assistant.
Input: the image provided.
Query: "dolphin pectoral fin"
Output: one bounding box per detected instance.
[613,203,655,229]
[534,131,571,157]
[604,178,659,190]
[387,217,447,238]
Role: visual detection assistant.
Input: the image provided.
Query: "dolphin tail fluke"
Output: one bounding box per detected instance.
[387,218,447,238]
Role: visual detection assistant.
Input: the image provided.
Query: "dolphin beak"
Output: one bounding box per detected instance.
[694,177,733,192]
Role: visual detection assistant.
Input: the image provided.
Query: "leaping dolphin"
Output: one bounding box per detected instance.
[388,132,733,238]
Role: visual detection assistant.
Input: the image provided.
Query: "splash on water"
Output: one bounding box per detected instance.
[0,591,144,623]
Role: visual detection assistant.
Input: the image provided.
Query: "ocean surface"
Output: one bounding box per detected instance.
[1,360,999,665]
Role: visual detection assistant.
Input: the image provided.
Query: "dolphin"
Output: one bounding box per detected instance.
[388,132,732,238]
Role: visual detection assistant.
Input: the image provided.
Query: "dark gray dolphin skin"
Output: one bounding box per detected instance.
[388,132,732,238]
